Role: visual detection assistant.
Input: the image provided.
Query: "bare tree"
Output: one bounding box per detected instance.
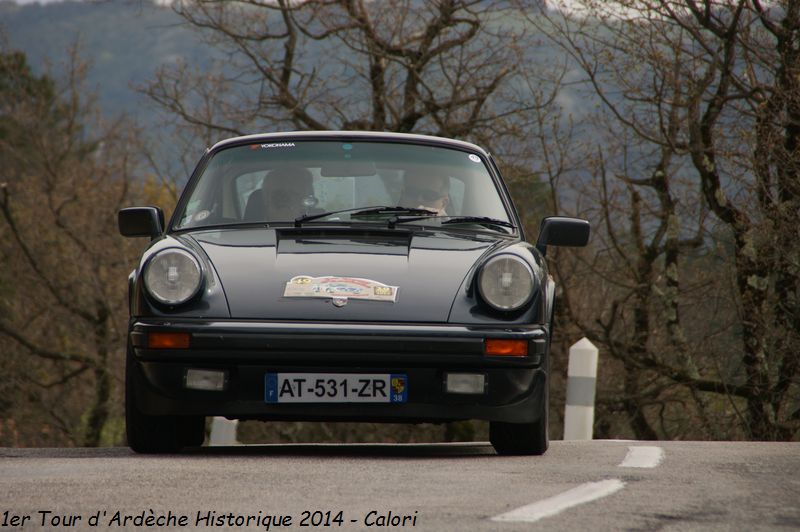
[0,46,147,446]
[530,0,799,439]
[142,1,562,157]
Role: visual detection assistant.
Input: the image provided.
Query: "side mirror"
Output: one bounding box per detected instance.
[535,216,590,256]
[118,206,164,238]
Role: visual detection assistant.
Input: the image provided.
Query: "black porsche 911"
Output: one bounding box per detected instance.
[119,131,589,455]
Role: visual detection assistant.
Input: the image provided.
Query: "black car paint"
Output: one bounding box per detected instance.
[130,227,549,325]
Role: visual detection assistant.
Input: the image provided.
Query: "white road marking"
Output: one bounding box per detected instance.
[490,479,625,523]
[618,446,664,468]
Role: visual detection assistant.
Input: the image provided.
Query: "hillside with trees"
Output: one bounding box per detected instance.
[0,0,797,447]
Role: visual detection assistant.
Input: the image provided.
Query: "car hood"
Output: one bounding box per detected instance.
[188,227,507,322]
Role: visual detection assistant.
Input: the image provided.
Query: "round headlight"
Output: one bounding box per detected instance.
[144,248,203,305]
[478,254,536,311]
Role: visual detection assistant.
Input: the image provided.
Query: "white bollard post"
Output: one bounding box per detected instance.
[208,417,239,446]
[563,337,599,440]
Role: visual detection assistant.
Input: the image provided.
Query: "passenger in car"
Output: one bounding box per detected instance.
[400,169,451,215]
[244,166,314,221]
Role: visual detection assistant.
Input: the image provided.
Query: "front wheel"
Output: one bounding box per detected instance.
[490,355,550,455]
[489,417,548,455]
[125,345,205,453]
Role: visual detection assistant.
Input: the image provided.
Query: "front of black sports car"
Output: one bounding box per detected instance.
[119,132,589,455]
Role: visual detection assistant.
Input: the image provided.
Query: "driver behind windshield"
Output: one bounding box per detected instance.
[244,166,314,221]
[400,169,450,216]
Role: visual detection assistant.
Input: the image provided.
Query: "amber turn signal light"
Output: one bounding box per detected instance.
[484,338,528,356]
[148,332,190,349]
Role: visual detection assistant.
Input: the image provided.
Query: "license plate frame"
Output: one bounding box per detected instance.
[264,373,408,404]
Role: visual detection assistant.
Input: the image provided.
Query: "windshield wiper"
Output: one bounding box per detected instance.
[173,221,272,232]
[353,206,438,217]
[294,206,437,227]
[389,215,516,233]
[294,207,513,233]
[440,216,516,230]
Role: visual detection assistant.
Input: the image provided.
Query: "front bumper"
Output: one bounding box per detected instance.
[129,319,549,424]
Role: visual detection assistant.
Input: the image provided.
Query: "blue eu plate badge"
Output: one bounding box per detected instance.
[390,374,407,403]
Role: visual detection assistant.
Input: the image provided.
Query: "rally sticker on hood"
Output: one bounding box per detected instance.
[283,275,398,303]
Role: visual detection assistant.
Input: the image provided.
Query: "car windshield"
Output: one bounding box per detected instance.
[173,140,513,232]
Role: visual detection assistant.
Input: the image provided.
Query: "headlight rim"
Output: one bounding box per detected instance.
[143,247,204,306]
[477,253,537,313]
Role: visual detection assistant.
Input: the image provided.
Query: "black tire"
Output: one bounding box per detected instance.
[489,416,548,456]
[125,344,205,453]
[490,335,551,456]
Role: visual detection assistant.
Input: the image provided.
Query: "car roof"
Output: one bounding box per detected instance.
[208,131,491,157]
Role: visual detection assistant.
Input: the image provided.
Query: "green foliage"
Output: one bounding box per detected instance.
[0,49,55,106]
[99,415,125,447]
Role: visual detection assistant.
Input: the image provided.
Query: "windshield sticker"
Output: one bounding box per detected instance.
[251,142,296,149]
[468,154,481,163]
[283,275,398,303]
[194,210,210,222]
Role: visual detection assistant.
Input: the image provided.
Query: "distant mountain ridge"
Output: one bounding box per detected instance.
[0,0,215,124]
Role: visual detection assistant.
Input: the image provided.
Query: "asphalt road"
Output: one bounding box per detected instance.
[1,441,798,531]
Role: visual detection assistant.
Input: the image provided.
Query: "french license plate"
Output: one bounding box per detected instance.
[264,373,408,404]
